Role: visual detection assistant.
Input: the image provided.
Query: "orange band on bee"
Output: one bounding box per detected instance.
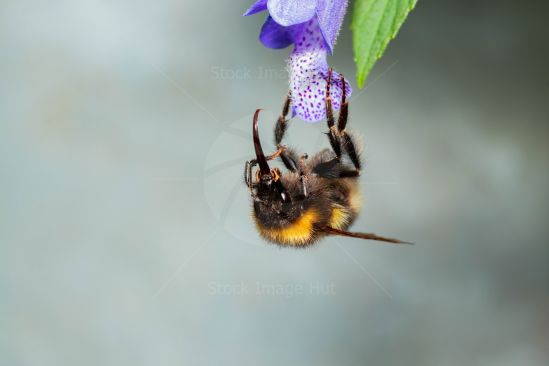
[255,208,318,246]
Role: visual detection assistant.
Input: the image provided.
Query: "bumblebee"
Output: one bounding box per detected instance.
[244,70,411,247]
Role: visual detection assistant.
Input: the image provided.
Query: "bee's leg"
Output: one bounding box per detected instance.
[280,149,300,172]
[274,92,292,146]
[337,74,349,131]
[266,145,299,172]
[337,74,362,171]
[273,92,300,172]
[245,160,261,199]
[341,132,361,171]
[244,159,257,191]
[338,170,360,178]
[325,68,342,159]
[266,146,285,161]
[244,160,252,187]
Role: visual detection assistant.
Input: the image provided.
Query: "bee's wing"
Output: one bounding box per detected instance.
[324,226,414,245]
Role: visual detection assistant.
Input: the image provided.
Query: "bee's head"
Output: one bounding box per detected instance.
[251,109,292,205]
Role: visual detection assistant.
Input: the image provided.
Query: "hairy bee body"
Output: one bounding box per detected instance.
[253,149,362,247]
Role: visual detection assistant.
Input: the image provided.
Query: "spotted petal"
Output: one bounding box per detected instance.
[288,19,351,122]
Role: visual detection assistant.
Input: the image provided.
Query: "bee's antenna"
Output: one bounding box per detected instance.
[253,109,271,176]
[325,226,414,245]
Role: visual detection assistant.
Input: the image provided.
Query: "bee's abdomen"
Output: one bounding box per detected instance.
[253,207,325,247]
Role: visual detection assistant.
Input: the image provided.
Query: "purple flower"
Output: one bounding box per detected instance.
[244,0,352,123]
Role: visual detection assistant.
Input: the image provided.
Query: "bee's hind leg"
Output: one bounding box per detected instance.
[324,70,361,173]
[337,74,361,172]
[325,68,343,160]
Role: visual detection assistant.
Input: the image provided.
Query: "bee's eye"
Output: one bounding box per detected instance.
[280,191,291,203]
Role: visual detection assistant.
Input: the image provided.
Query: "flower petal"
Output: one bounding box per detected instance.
[243,0,268,16]
[289,54,352,122]
[267,0,317,26]
[315,0,348,53]
[288,19,351,122]
[260,16,304,49]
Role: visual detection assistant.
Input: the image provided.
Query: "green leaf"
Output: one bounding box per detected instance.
[351,0,418,88]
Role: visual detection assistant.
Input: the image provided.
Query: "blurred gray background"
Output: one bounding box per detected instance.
[1,0,548,365]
